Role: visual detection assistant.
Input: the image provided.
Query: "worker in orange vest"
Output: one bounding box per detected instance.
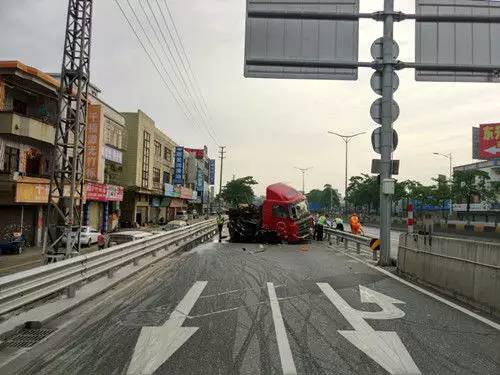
[350,213,362,235]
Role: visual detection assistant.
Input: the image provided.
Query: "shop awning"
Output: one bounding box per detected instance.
[170,198,187,208]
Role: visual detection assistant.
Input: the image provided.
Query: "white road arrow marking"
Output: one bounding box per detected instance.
[484,146,500,155]
[318,283,421,375]
[127,281,208,375]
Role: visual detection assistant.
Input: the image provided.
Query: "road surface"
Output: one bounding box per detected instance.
[1,239,498,375]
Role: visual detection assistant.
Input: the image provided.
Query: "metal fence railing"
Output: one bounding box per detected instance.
[324,227,379,260]
[0,219,217,315]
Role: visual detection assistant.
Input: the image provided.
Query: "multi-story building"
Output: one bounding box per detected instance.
[81,83,126,233]
[120,110,193,225]
[0,61,58,246]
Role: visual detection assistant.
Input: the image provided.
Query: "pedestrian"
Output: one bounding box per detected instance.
[350,213,362,235]
[97,231,107,250]
[317,212,327,241]
[217,213,225,242]
[335,216,344,242]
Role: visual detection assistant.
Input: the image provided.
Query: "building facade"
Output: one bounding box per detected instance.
[120,110,194,226]
[0,61,58,246]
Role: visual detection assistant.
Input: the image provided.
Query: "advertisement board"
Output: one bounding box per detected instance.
[209,159,216,185]
[181,187,193,200]
[184,148,204,159]
[164,183,181,198]
[196,168,204,192]
[103,145,123,164]
[15,177,49,203]
[106,185,124,201]
[85,104,103,181]
[479,123,500,159]
[173,146,184,185]
[86,183,124,202]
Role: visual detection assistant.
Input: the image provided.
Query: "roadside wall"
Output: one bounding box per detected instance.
[397,234,500,317]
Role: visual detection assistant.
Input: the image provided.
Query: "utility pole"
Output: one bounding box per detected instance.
[327,131,366,211]
[433,152,453,216]
[43,0,93,260]
[218,146,226,210]
[294,167,312,194]
[378,0,396,266]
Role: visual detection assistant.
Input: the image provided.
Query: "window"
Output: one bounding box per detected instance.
[272,204,288,219]
[154,141,161,159]
[13,99,27,115]
[164,146,172,162]
[153,168,160,183]
[163,171,170,184]
[4,146,20,173]
[142,131,150,188]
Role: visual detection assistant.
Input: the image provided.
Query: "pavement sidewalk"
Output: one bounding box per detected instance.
[0,245,99,277]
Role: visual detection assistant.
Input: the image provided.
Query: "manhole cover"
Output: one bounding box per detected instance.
[0,328,56,349]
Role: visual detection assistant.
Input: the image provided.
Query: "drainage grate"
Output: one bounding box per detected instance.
[0,328,56,349]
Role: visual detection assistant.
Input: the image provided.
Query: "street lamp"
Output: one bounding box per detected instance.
[327,131,366,211]
[433,152,453,215]
[294,167,313,194]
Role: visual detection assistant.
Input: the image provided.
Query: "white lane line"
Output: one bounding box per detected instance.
[331,246,500,331]
[267,282,297,375]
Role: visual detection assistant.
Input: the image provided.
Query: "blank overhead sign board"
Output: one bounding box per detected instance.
[245,0,360,80]
[415,0,500,82]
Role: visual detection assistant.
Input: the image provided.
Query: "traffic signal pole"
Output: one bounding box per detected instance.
[379,0,395,266]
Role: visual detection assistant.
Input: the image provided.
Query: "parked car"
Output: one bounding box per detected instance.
[162,220,188,232]
[61,226,101,247]
[0,232,26,255]
[107,231,153,247]
[175,210,189,221]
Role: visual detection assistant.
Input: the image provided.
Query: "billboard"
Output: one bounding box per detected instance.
[209,159,216,185]
[173,146,184,185]
[196,168,204,192]
[479,123,500,159]
[85,104,103,181]
[184,148,204,159]
[415,0,500,83]
[15,177,49,204]
[245,0,360,80]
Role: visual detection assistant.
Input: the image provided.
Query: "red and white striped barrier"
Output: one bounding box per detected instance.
[407,203,414,233]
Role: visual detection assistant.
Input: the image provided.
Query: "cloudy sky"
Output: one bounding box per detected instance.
[1,0,499,196]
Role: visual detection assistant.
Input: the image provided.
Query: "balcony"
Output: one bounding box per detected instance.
[0,111,55,145]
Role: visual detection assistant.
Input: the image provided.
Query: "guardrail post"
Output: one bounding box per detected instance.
[356,243,361,254]
[152,250,157,257]
[336,236,340,246]
[133,258,139,266]
[344,239,348,251]
[66,285,76,298]
[107,269,114,279]
[328,233,332,245]
[373,249,378,261]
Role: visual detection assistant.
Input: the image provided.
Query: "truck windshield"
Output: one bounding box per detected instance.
[289,200,309,220]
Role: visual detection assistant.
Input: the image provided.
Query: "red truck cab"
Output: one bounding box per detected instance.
[261,183,311,243]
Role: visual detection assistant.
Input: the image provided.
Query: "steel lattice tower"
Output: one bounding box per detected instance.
[43,0,93,259]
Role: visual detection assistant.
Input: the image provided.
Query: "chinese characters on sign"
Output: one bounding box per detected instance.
[85,105,103,180]
[479,123,500,159]
[173,146,184,185]
[209,159,216,185]
[196,168,204,192]
[86,183,124,202]
[15,177,50,203]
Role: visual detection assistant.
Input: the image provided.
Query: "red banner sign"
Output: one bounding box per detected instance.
[86,183,124,202]
[479,123,500,159]
[184,148,204,159]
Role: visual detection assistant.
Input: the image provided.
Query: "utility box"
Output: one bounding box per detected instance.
[382,179,395,195]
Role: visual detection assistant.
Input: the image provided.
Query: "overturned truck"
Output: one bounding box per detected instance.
[228,183,311,244]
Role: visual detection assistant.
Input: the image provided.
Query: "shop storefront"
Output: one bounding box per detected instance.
[83,182,124,232]
[164,183,194,220]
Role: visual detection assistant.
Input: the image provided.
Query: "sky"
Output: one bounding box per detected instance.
[1,0,499,196]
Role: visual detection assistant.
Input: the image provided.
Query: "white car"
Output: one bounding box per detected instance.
[175,210,189,221]
[107,231,153,246]
[61,226,101,247]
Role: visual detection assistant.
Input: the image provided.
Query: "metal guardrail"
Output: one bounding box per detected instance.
[0,219,217,315]
[324,227,379,260]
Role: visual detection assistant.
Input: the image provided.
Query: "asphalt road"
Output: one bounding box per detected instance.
[1,238,499,375]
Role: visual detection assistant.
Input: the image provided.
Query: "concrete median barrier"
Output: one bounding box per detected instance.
[397,233,500,317]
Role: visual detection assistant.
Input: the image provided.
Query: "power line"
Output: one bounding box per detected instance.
[114,0,216,146]
[160,0,220,143]
[142,0,219,145]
